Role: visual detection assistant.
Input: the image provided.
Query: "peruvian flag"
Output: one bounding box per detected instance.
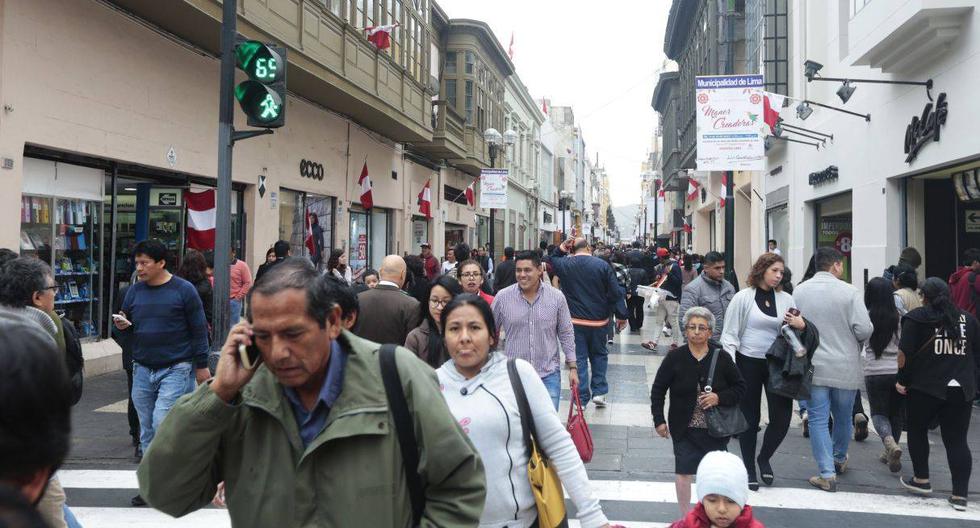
[763,92,786,135]
[417,179,432,219]
[507,32,515,60]
[541,99,548,115]
[365,23,398,50]
[465,181,476,207]
[719,198,727,208]
[683,221,693,234]
[658,188,665,198]
[358,162,373,209]
[687,177,701,201]
[304,210,316,255]
[185,189,216,250]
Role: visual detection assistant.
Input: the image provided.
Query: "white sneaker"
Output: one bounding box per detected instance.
[662,327,672,337]
[606,339,614,344]
[592,395,608,408]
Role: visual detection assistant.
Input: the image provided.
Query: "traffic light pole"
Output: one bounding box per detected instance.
[213,0,238,351]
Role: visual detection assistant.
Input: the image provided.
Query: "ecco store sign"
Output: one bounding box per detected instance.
[904,93,948,164]
[299,159,324,180]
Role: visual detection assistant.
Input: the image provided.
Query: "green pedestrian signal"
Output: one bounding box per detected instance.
[234,39,286,128]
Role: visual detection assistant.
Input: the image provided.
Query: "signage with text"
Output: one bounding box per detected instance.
[695,75,766,171]
[479,168,508,209]
[904,93,948,164]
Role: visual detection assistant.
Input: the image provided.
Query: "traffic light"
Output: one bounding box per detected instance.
[234,39,286,128]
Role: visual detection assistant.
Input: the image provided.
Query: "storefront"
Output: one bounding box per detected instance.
[409,216,429,255]
[444,222,467,253]
[348,206,391,276]
[813,191,853,282]
[277,188,334,270]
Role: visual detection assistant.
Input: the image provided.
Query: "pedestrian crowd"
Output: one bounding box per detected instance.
[2,233,979,527]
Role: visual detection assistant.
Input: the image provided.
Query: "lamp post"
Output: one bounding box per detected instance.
[484,127,516,265]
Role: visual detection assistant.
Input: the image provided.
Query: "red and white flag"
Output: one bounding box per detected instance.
[365,23,398,50]
[687,178,701,201]
[417,179,432,219]
[763,92,786,135]
[541,99,548,115]
[683,221,693,234]
[358,162,373,209]
[304,210,316,255]
[465,181,476,207]
[507,32,515,60]
[719,198,727,208]
[185,189,216,250]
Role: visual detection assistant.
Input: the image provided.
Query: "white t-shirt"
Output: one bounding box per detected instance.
[441,261,457,275]
[739,302,781,359]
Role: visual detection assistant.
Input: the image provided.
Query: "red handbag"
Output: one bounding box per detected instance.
[567,385,594,463]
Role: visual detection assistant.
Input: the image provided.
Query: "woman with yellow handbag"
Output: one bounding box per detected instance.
[437,294,612,528]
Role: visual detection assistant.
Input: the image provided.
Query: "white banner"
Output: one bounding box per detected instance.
[479,168,508,209]
[695,75,766,171]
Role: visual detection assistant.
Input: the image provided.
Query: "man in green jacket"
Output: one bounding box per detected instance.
[138,258,486,527]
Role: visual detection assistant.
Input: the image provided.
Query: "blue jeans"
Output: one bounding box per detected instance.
[64,504,83,528]
[132,361,195,452]
[807,385,857,478]
[541,370,561,411]
[229,298,243,329]
[574,325,608,405]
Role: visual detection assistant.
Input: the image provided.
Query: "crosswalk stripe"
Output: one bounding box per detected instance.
[59,470,978,521]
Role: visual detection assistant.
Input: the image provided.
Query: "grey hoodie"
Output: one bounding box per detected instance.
[793,272,874,390]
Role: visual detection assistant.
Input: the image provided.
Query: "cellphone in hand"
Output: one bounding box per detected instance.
[112,313,130,324]
[788,308,800,317]
[238,343,262,370]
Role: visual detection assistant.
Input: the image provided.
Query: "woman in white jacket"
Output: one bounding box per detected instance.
[720,253,805,491]
[436,294,611,528]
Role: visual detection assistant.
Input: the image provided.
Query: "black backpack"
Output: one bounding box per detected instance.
[61,317,84,405]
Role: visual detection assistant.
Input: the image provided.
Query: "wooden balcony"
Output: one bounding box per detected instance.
[108,0,433,142]
[412,100,467,160]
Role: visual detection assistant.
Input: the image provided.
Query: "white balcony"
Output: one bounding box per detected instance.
[849,0,974,73]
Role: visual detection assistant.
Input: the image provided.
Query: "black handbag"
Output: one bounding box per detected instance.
[704,348,749,438]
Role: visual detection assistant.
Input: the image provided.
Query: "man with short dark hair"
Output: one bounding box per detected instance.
[441,247,457,275]
[552,237,628,407]
[420,242,439,281]
[678,251,735,341]
[493,246,517,291]
[767,239,781,255]
[794,247,873,492]
[0,314,73,525]
[492,250,577,409]
[644,247,683,351]
[138,259,485,526]
[255,240,291,282]
[115,239,209,506]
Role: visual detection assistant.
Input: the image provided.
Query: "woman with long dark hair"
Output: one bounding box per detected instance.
[863,277,904,473]
[897,278,980,511]
[177,249,213,330]
[892,263,921,314]
[720,253,807,490]
[435,295,611,527]
[403,254,429,304]
[326,248,352,285]
[405,275,462,368]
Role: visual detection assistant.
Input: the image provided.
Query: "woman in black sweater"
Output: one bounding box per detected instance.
[896,277,980,511]
[651,306,746,516]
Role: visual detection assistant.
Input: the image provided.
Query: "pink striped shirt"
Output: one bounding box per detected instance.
[491,282,576,377]
[230,259,252,300]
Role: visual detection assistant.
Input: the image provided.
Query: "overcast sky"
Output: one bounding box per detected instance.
[437,0,670,207]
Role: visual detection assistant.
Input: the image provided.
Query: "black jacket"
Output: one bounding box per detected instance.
[766,318,820,400]
[61,316,84,405]
[650,344,745,440]
[627,267,648,296]
[494,259,516,292]
[898,306,980,401]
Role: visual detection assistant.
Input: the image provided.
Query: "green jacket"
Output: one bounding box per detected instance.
[137,331,486,527]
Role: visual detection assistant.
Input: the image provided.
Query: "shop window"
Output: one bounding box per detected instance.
[443,184,468,205]
[815,193,853,282]
[279,188,334,270]
[445,51,457,74]
[348,207,390,277]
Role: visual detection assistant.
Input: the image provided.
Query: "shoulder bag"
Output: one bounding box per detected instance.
[704,348,749,439]
[507,358,569,528]
[566,384,594,463]
[379,344,424,528]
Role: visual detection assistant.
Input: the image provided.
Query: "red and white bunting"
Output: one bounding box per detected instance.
[417,179,432,219]
[687,178,701,201]
[763,92,786,135]
[465,181,476,207]
[185,189,215,250]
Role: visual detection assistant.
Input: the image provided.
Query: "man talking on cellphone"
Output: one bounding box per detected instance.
[137,258,486,527]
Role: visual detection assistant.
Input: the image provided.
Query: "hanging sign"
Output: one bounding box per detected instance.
[479,168,508,209]
[695,75,766,171]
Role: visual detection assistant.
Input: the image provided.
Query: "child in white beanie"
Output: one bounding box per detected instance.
[669,451,765,528]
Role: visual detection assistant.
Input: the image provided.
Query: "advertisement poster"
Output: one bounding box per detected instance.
[695,75,766,171]
[480,168,509,209]
[819,215,852,281]
[357,233,367,260]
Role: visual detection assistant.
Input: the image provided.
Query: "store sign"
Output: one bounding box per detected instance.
[695,75,766,171]
[808,166,839,186]
[904,93,948,164]
[300,159,325,180]
[834,232,853,257]
[965,211,980,233]
[479,168,508,209]
[158,192,177,206]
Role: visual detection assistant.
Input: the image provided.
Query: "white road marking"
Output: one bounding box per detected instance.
[60,471,978,521]
[94,399,129,413]
[71,507,230,528]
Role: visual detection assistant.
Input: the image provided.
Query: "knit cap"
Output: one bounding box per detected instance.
[695,451,749,507]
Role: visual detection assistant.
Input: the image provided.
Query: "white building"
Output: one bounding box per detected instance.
[502,73,545,250]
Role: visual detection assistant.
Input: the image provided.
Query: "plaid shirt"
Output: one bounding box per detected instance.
[612,262,631,292]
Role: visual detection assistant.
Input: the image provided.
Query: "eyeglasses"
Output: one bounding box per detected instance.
[685,325,710,334]
[429,298,450,308]
[460,272,482,279]
[41,285,59,292]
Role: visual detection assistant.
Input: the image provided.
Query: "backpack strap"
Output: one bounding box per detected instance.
[506,358,535,459]
[379,344,424,526]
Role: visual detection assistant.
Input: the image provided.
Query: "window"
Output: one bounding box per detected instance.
[745,0,790,95]
[444,184,468,205]
[446,51,457,74]
[465,80,473,123]
[851,0,871,17]
[465,51,475,74]
[446,79,457,108]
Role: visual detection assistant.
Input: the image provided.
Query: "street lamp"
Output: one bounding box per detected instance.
[484,127,516,264]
